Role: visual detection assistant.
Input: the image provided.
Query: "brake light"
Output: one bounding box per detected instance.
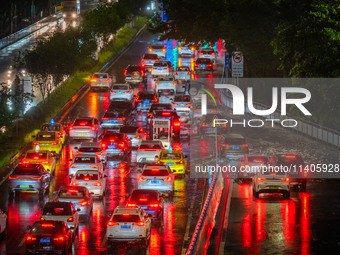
[139,148,162,151]
[212,52,216,55]
[118,142,125,149]
[40,217,45,221]
[33,156,39,160]
[139,198,148,202]
[69,126,73,130]
[241,144,248,147]
[178,47,182,50]
[174,121,181,127]
[164,176,172,182]
[186,103,192,106]
[72,182,79,186]
[33,142,39,145]
[133,135,141,139]
[51,142,57,145]
[191,47,195,50]
[176,160,184,164]
[281,178,290,182]
[124,91,131,94]
[207,64,212,67]
[148,48,152,52]
[41,223,54,228]
[108,221,118,226]
[78,200,88,206]
[285,154,297,159]
[155,82,159,86]
[93,182,102,186]
[139,176,147,182]
[102,117,109,120]
[80,122,86,126]
[202,123,208,128]
[91,79,97,82]
[127,203,137,207]
[84,177,90,181]
[91,126,96,131]
[195,64,199,67]
[222,144,230,147]
[70,165,78,168]
[172,102,178,106]
[141,63,145,67]
[151,168,160,171]
[67,217,74,222]
[53,236,65,242]
[110,91,116,94]
[133,221,145,226]
[101,143,106,148]
[257,177,266,181]
[116,117,125,120]
[188,71,191,75]
[150,204,159,208]
[42,161,49,165]
[162,112,171,116]
[174,72,178,75]
[103,79,109,82]
[21,160,30,164]
[199,52,203,55]
[172,82,176,85]
[26,235,36,241]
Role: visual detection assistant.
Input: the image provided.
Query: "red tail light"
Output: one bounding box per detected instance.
[72,182,80,186]
[118,142,125,149]
[91,126,96,131]
[207,64,212,67]
[33,156,39,160]
[176,160,184,164]
[148,48,152,52]
[21,160,30,164]
[164,176,172,182]
[90,166,98,169]
[212,52,216,55]
[281,178,290,182]
[78,200,88,206]
[241,144,248,147]
[67,217,74,222]
[101,143,106,148]
[178,47,182,50]
[102,117,109,120]
[133,221,145,226]
[174,121,181,127]
[139,176,147,182]
[93,182,102,186]
[124,70,127,76]
[162,49,166,52]
[41,223,54,228]
[110,91,116,94]
[42,161,49,165]
[51,142,57,145]
[174,72,178,75]
[194,64,199,67]
[257,177,266,181]
[116,117,125,120]
[133,135,141,139]
[127,203,137,207]
[33,142,39,145]
[40,217,45,221]
[222,144,230,147]
[69,126,73,130]
[285,154,297,159]
[124,91,131,94]
[150,204,159,208]
[172,102,178,106]
[53,236,65,242]
[26,235,36,241]
[91,79,97,82]
[103,79,109,82]
[70,165,78,168]
[108,221,118,226]
[187,71,191,75]
[199,52,203,55]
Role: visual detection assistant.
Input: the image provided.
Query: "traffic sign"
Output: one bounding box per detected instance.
[232,51,244,77]
[224,51,230,69]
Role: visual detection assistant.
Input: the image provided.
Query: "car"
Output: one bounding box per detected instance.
[151,61,172,77]
[199,113,228,136]
[157,150,187,176]
[69,153,104,178]
[107,206,151,249]
[0,210,7,240]
[146,103,172,124]
[110,83,134,101]
[218,133,249,161]
[149,110,181,138]
[107,101,134,115]
[154,76,177,97]
[21,149,56,174]
[198,48,216,62]
[69,117,100,140]
[40,202,80,234]
[70,170,106,198]
[138,164,174,196]
[141,53,159,70]
[74,141,107,163]
[119,126,145,148]
[100,132,132,158]
[136,141,164,168]
[55,186,93,220]
[269,154,307,192]
[8,163,50,199]
[252,167,290,199]
[178,43,195,57]
[40,122,66,145]
[172,95,191,122]
[148,44,166,59]
[90,72,112,90]
[33,131,63,155]
[165,61,174,72]
[26,221,73,255]
[100,109,130,131]
[135,91,158,113]
[237,155,270,182]
[192,100,221,119]
[194,58,214,72]
[174,66,191,81]
[126,189,164,226]
[124,65,145,84]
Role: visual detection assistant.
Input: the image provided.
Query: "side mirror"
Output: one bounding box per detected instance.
[27,225,32,230]
[77,208,81,212]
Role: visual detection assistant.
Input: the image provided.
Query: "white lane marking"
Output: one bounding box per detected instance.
[100,233,107,248]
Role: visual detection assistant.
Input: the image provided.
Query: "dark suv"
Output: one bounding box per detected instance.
[100,133,132,158]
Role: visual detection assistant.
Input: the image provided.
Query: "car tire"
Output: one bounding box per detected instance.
[284,192,290,199]
[253,189,259,199]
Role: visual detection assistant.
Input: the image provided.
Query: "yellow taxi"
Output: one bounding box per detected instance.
[21,149,56,174]
[40,122,66,145]
[33,131,63,155]
[157,150,187,176]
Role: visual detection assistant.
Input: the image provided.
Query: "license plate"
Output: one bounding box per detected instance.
[147,61,152,64]
[180,104,185,106]
[269,186,279,189]
[117,92,123,94]
[141,206,148,209]
[125,77,131,79]
[20,185,29,189]
[151,180,160,184]
[166,163,174,166]
[202,65,206,67]
[120,224,131,229]
[232,146,240,150]
[40,238,50,243]
[143,100,150,104]
[108,145,116,149]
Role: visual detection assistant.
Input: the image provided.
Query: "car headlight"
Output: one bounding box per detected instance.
[72,13,77,18]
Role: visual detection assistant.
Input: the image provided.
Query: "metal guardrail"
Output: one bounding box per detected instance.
[220,90,340,148]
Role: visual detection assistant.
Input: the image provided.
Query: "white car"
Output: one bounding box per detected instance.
[238,155,270,181]
[70,170,106,198]
[172,94,191,123]
[40,202,80,234]
[90,73,112,89]
[178,44,195,57]
[151,61,172,76]
[148,44,166,59]
[136,141,164,168]
[74,141,107,163]
[69,154,104,178]
[138,164,174,196]
[119,126,145,149]
[107,206,151,248]
[154,76,177,96]
[198,48,216,62]
[174,66,191,81]
[252,168,290,199]
[110,83,134,101]
[0,209,7,240]
[141,53,159,69]
[69,117,100,140]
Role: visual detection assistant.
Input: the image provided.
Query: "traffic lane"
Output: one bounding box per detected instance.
[224,180,340,254]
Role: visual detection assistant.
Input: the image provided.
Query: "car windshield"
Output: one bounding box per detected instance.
[150,104,172,111]
[112,214,140,222]
[139,144,162,149]
[112,85,129,90]
[143,54,158,59]
[225,138,246,145]
[74,157,95,164]
[197,58,211,64]
[26,153,48,159]
[36,133,55,141]
[103,134,123,141]
[42,204,71,215]
[31,222,62,235]
[152,45,164,49]
[130,191,158,202]
[103,111,125,118]
[176,66,190,71]
[93,74,108,79]
[76,172,99,180]
[108,101,132,110]
[160,153,181,159]
[78,147,102,153]
[174,95,190,102]
[276,155,303,165]
[58,189,85,198]
[74,119,92,126]
[127,66,141,72]
[12,167,40,176]
[203,114,223,122]
[201,50,214,54]
[153,62,167,67]
[41,124,61,131]
[120,127,138,133]
[247,156,268,164]
[138,93,156,100]
[142,169,169,177]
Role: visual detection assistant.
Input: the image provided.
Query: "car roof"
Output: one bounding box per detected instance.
[59,186,88,192]
[44,201,72,207]
[223,133,245,139]
[74,153,96,158]
[74,170,99,175]
[113,206,142,215]
[141,140,162,145]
